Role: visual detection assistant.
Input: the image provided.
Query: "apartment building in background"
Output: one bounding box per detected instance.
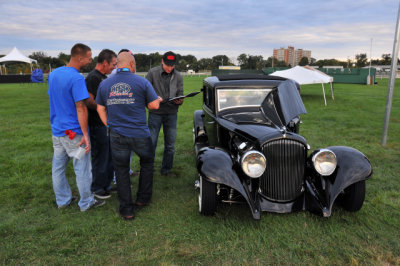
[273,46,311,66]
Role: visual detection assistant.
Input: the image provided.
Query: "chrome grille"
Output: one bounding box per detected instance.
[260,139,306,201]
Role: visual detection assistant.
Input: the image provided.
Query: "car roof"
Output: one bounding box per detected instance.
[204,74,288,88]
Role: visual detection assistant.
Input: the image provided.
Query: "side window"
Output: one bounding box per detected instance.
[208,86,214,111]
[203,85,209,107]
[204,85,214,111]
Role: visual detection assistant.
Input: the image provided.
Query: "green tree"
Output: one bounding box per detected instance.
[299,57,309,66]
[196,58,213,71]
[355,53,368,67]
[237,53,248,67]
[134,53,150,72]
[58,52,70,65]
[381,54,391,65]
[247,55,264,69]
[314,59,347,68]
[174,54,198,71]
[211,55,231,69]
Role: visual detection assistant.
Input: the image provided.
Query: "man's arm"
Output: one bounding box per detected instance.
[173,74,184,105]
[147,96,162,110]
[97,104,108,126]
[75,100,90,153]
[85,92,97,110]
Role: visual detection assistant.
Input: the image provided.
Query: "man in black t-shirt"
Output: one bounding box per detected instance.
[85,49,117,199]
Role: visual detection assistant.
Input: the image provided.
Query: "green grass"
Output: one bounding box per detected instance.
[0,77,399,265]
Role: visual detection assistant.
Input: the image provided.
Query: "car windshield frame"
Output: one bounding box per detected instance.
[216,88,272,112]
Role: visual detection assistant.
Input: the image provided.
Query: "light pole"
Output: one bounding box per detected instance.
[382,2,400,146]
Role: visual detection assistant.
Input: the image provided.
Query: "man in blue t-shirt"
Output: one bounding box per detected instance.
[96,52,162,221]
[48,43,105,212]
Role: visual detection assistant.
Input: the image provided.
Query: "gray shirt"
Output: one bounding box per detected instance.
[146,65,183,115]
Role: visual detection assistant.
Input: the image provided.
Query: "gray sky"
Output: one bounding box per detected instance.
[0,0,399,62]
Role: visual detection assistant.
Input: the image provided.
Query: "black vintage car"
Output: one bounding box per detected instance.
[193,74,372,219]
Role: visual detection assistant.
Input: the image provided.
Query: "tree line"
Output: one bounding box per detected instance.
[0,50,398,74]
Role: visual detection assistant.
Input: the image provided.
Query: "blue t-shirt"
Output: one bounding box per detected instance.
[48,67,89,136]
[96,71,158,138]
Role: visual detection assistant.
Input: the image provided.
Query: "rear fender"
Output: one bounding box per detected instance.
[196,147,260,219]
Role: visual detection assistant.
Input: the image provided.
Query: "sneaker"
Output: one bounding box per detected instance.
[94,191,111,199]
[118,210,135,221]
[58,196,78,209]
[129,169,139,176]
[80,199,105,212]
[107,186,118,193]
[161,171,177,177]
[134,201,151,210]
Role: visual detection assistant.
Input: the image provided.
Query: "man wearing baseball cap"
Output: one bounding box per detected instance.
[146,51,183,176]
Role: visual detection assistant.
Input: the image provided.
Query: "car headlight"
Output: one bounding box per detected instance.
[241,151,266,178]
[312,149,337,176]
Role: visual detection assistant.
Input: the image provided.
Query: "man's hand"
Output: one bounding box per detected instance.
[173,98,184,105]
[78,134,91,154]
[148,96,163,110]
[75,100,90,153]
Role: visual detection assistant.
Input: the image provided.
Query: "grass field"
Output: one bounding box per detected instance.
[0,76,399,264]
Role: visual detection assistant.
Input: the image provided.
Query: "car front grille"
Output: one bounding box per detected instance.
[260,138,307,202]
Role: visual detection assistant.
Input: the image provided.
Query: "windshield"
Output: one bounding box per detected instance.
[217,88,272,112]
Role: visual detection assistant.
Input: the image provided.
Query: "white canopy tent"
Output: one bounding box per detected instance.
[0,47,37,74]
[270,66,334,105]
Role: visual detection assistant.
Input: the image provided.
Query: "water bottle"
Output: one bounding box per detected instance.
[74,144,86,160]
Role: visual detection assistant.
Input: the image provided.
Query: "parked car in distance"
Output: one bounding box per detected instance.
[193,74,372,220]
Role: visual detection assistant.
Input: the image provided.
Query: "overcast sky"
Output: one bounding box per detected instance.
[0,0,399,62]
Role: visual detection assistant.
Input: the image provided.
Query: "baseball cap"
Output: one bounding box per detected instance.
[163,51,176,66]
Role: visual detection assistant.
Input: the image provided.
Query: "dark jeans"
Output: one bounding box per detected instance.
[148,113,177,174]
[89,125,114,194]
[110,132,154,216]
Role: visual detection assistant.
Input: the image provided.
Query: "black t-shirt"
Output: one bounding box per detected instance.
[85,69,107,127]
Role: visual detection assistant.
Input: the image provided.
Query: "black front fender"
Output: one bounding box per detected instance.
[196,147,260,219]
[306,146,372,216]
[193,110,208,154]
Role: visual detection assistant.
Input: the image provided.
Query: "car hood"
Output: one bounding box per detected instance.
[261,79,307,128]
[217,117,307,146]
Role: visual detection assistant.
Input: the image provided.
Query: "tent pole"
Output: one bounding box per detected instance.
[330,82,334,100]
[322,83,327,106]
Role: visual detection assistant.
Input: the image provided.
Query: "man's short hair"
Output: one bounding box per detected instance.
[97,49,117,64]
[118,49,133,55]
[71,43,91,57]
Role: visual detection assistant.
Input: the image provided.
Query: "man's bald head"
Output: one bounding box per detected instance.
[117,52,136,72]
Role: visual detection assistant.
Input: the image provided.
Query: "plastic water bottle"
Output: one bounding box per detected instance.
[74,145,86,160]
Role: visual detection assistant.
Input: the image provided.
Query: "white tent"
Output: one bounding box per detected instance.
[0,47,37,74]
[270,66,334,105]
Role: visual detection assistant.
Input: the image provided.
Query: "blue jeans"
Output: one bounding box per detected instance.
[148,113,177,174]
[110,132,154,216]
[89,125,114,193]
[51,135,95,210]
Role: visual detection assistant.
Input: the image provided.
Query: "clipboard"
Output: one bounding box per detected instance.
[168,91,201,102]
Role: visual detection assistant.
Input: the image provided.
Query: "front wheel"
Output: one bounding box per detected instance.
[338,180,366,212]
[198,176,217,215]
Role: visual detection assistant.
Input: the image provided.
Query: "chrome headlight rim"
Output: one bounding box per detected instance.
[241,150,266,178]
[312,149,337,176]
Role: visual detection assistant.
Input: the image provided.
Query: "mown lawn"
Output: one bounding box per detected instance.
[0,76,399,265]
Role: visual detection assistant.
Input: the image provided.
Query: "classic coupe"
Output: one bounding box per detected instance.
[193,74,372,219]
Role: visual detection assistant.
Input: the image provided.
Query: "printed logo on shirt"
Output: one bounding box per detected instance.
[107,82,135,105]
[109,82,133,97]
